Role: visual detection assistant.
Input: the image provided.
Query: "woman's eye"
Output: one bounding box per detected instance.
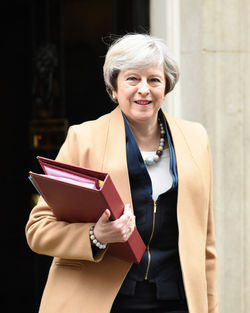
[151,78,160,83]
[127,76,137,81]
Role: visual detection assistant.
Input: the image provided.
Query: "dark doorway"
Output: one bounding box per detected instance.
[2,1,149,312]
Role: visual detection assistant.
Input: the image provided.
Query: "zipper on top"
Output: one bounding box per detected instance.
[144,199,157,280]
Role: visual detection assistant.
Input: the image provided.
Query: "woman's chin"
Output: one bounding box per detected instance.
[130,109,158,123]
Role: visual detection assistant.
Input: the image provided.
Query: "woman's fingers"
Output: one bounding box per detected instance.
[99,209,111,223]
[93,204,135,244]
[124,203,133,214]
[124,204,136,233]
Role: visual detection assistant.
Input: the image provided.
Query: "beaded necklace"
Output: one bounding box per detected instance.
[143,119,166,166]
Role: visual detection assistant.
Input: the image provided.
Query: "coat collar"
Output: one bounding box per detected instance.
[164,112,205,235]
[101,106,133,207]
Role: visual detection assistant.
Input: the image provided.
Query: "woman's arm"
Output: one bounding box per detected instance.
[25,126,105,261]
[25,125,135,261]
[25,196,102,261]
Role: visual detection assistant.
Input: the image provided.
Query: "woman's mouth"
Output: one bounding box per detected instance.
[134,100,152,105]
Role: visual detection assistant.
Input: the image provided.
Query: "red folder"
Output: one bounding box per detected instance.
[29,156,146,263]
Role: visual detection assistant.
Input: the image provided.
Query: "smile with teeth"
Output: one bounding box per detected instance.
[134,100,152,105]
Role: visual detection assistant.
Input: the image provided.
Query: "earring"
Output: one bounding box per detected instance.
[112,94,117,102]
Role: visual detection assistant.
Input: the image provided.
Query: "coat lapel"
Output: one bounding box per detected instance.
[165,113,207,311]
[102,106,133,208]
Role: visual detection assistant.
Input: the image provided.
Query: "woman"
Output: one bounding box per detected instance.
[26,34,219,313]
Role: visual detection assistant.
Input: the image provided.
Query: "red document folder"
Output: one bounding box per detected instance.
[29,156,146,264]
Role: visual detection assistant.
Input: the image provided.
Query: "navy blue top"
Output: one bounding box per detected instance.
[117,110,186,302]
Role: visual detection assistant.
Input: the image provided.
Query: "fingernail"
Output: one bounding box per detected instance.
[105,209,109,215]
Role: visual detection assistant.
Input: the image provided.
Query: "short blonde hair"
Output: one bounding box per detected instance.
[103,33,179,100]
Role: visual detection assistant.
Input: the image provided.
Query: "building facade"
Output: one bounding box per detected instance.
[150,1,250,312]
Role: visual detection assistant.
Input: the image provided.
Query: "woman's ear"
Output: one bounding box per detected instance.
[112,91,118,102]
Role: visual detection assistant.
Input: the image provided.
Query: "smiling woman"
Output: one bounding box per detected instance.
[26,33,218,313]
[112,65,166,126]
[103,34,180,149]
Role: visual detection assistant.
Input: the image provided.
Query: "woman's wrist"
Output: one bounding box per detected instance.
[89,226,107,249]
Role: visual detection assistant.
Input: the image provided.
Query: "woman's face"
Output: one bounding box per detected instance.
[113,64,166,124]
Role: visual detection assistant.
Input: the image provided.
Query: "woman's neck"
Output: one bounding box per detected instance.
[127,117,160,151]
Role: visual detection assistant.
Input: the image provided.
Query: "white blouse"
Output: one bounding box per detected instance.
[141,148,173,200]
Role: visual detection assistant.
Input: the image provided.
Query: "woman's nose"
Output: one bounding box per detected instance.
[138,80,150,95]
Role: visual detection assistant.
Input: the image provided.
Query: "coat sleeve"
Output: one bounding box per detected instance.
[25,126,106,262]
[206,138,219,313]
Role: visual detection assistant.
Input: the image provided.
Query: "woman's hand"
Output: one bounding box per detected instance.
[93,204,136,244]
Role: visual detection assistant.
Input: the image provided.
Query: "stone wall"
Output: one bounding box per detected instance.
[150,0,250,312]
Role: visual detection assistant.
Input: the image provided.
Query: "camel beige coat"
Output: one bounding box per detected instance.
[26,106,219,313]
